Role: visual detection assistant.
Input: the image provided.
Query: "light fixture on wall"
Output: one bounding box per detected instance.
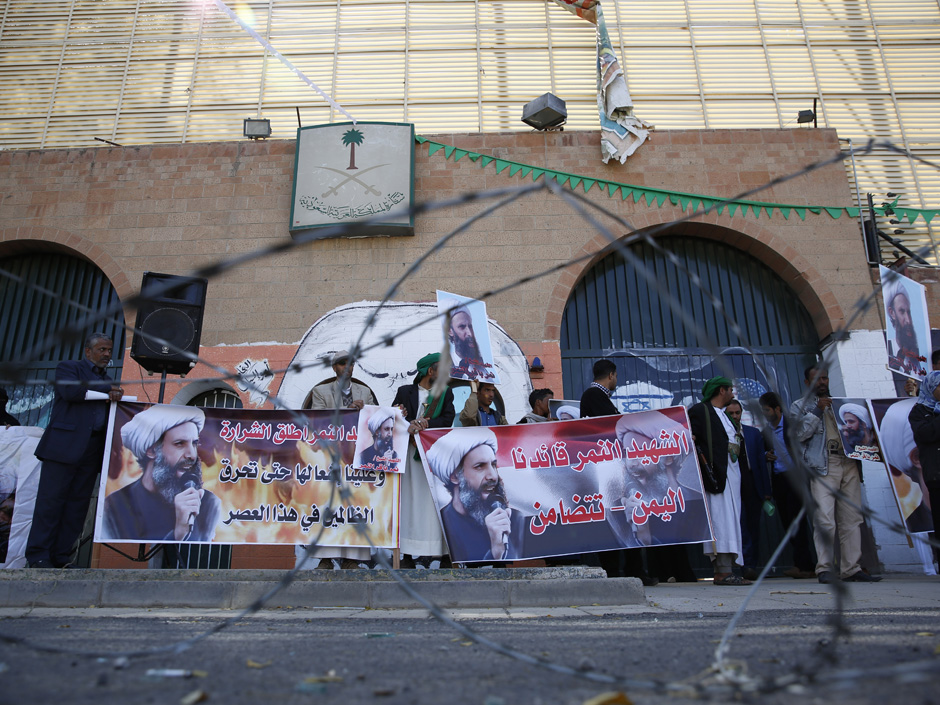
[796,98,818,128]
[243,118,272,139]
[522,93,567,130]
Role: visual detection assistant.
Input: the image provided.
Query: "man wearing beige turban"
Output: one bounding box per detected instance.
[101,404,220,542]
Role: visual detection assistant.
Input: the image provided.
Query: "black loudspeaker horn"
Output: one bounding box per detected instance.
[129,272,208,376]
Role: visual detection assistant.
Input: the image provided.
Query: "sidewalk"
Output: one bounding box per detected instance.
[0,567,935,612]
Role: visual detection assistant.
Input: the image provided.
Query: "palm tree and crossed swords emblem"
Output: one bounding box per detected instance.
[317,128,387,198]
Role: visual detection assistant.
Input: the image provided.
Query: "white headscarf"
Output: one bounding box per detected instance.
[878,398,917,473]
[838,402,871,428]
[884,275,909,311]
[425,427,497,485]
[121,405,206,465]
[367,407,397,436]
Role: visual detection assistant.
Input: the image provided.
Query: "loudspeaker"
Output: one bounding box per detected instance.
[129,272,208,376]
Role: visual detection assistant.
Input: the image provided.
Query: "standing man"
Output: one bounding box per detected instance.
[26,333,123,568]
[517,388,553,424]
[688,376,749,585]
[759,391,816,579]
[309,350,376,410]
[459,382,507,427]
[580,359,619,417]
[725,399,770,581]
[301,349,376,569]
[790,366,880,583]
[392,352,455,568]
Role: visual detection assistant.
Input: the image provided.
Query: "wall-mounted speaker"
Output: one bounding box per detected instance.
[129,272,208,376]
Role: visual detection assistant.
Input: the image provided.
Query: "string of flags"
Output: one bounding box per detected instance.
[414,136,938,225]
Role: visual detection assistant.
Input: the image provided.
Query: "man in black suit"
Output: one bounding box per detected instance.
[26,333,123,568]
[580,358,619,418]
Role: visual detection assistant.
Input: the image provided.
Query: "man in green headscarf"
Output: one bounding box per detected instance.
[688,375,749,585]
[392,352,456,568]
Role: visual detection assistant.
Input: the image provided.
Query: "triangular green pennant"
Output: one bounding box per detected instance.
[700,199,716,212]
[763,206,774,219]
[519,166,532,179]
[582,179,596,193]
[906,209,918,224]
[669,194,681,206]
[654,193,668,207]
[845,207,859,218]
[923,210,937,224]
[715,202,726,214]
[468,152,481,161]
[779,207,791,220]
[608,182,620,197]
[727,203,739,217]
[508,163,523,176]
[494,159,510,174]
[621,187,633,201]
[480,156,493,167]
[428,143,444,157]
[678,196,692,211]
[531,169,544,181]
[556,174,570,187]
[453,149,468,162]
[569,177,582,190]
[443,145,455,159]
[795,208,806,220]
[415,136,427,144]
[808,207,821,214]
[823,207,843,219]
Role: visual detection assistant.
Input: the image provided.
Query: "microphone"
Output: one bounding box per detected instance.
[181,472,201,530]
[485,492,510,558]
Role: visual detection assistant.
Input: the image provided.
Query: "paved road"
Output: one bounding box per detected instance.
[1,577,938,704]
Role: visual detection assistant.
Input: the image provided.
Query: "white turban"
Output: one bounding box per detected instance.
[878,398,917,473]
[884,275,909,311]
[556,405,580,420]
[367,407,397,437]
[838,402,871,428]
[121,405,206,464]
[425,427,497,485]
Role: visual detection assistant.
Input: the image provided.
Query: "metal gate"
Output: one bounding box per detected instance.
[560,235,820,413]
[0,252,126,426]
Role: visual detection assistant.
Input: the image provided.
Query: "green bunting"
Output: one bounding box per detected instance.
[414,136,938,224]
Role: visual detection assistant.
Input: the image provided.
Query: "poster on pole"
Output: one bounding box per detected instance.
[831,398,882,462]
[416,407,712,563]
[94,403,401,546]
[880,265,930,379]
[868,397,934,535]
[437,290,499,383]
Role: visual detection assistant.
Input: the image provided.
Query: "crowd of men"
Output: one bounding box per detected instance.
[17,336,898,584]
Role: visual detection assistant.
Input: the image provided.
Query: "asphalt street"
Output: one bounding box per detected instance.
[1,580,939,705]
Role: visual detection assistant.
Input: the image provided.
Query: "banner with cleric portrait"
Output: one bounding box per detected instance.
[94,402,401,546]
[868,398,934,535]
[831,398,882,462]
[437,290,499,384]
[880,265,930,380]
[415,407,713,563]
[353,405,408,474]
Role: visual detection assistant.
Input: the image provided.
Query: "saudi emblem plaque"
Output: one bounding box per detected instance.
[289,121,415,238]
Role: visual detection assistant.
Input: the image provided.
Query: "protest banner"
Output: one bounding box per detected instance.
[869,397,934,535]
[880,265,930,379]
[416,407,712,563]
[94,402,400,546]
[437,290,499,383]
[831,398,882,462]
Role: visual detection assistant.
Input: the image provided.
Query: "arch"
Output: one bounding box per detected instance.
[558,234,821,409]
[545,218,843,342]
[172,379,242,407]
[0,227,133,302]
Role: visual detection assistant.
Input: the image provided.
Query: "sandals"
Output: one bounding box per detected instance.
[714,573,752,586]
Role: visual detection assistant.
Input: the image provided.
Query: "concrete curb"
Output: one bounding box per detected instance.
[0,568,646,609]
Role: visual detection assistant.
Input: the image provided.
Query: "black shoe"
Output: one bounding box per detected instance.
[639,573,660,587]
[844,570,882,582]
[743,567,760,581]
[29,559,54,568]
[817,571,833,584]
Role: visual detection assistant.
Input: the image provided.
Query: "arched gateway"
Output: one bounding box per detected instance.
[560,235,820,414]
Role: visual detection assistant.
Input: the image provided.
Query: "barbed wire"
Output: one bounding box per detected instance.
[1,137,938,698]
